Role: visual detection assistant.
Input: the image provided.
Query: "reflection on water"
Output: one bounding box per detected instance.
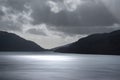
[0,52,120,80]
[21,55,73,61]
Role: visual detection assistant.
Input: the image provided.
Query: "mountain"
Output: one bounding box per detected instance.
[54,30,120,55]
[0,31,45,51]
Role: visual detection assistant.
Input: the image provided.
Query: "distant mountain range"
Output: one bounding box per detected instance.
[1,30,120,55]
[54,30,120,55]
[0,31,45,51]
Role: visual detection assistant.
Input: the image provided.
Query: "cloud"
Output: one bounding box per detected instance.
[4,0,30,11]
[27,29,47,36]
[23,23,51,36]
[101,0,120,22]
[0,3,33,32]
[0,0,119,32]
[46,0,84,13]
[106,23,120,30]
[0,6,21,31]
[64,0,83,11]
[32,0,118,27]
[46,0,62,13]
[26,24,48,36]
[23,23,67,37]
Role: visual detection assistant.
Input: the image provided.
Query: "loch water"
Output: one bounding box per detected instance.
[0,52,120,80]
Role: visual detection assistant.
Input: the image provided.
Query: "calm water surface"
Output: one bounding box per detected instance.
[0,52,120,80]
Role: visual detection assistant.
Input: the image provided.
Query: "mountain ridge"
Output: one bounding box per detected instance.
[0,31,45,51]
[54,30,120,55]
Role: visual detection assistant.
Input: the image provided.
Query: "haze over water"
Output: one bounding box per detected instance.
[0,52,120,80]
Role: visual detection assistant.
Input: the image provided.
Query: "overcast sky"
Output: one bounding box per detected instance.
[0,0,120,49]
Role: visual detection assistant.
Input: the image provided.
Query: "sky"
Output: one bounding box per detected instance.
[0,0,120,49]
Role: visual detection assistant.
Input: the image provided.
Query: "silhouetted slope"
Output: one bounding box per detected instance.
[0,31,45,51]
[54,30,120,55]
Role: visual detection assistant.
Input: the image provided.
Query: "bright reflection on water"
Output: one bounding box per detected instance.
[0,52,120,80]
[22,55,72,61]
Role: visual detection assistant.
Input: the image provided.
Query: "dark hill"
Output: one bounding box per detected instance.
[0,31,45,51]
[54,30,120,55]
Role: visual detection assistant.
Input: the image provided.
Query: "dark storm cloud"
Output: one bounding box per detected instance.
[3,0,29,11]
[31,0,118,27]
[77,1,118,26]
[0,10,4,19]
[102,0,120,22]
[55,24,120,35]
[0,0,119,27]
[0,0,119,35]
